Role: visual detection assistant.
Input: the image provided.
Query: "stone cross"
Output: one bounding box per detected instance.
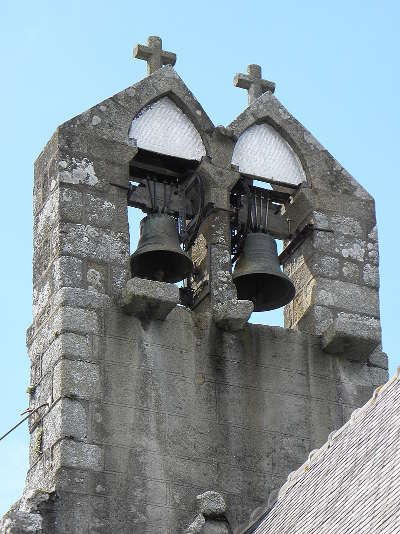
[134,36,177,75]
[234,64,275,105]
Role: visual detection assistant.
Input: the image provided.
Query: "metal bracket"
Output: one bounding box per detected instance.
[279,224,334,264]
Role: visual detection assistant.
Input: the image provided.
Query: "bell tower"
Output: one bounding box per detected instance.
[1,37,387,534]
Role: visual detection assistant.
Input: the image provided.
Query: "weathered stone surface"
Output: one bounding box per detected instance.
[53,256,83,290]
[363,263,379,287]
[53,287,111,310]
[197,491,227,517]
[313,279,379,318]
[53,359,101,400]
[52,305,100,335]
[53,440,104,471]
[8,48,387,534]
[185,514,206,533]
[60,223,130,264]
[322,313,381,361]
[214,300,253,331]
[184,491,231,533]
[121,277,179,320]
[369,347,388,369]
[0,511,42,534]
[201,521,231,533]
[42,398,88,449]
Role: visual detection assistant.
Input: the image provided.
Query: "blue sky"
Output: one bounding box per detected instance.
[0,0,399,517]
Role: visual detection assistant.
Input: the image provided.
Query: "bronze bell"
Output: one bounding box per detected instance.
[131,213,193,283]
[233,232,295,311]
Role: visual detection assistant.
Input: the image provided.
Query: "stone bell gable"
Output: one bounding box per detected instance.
[229,89,380,358]
[3,36,387,534]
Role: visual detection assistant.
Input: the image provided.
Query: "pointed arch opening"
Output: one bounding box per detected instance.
[127,97,205,293]
[128,96,206,161]
[232,123,306,185]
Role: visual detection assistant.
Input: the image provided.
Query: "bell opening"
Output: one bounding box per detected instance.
[128,206,142,260]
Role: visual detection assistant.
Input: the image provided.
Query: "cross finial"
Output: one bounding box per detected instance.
[133,36,177,76]
[234,64,275,105]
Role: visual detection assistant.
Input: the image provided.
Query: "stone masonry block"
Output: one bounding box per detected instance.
[111,265,130,296]
[312,192,375,221]
[312,230,335,255]
[104,363,156,410]
[60,223,130,264]
[87,262,107,293]
[53,256,83,290]
[363,263,379,287]
[84,133,138,166]
[166,416,274,474]
[322,312,381,361]
[86,193,116,228]
[367,241,379,264]
[218,467,270,501]
[28,322,56,361]
[210,244,237,305]
[53,440,104,472]
[368,225,378,241]
[330,215,363,237]
[42,333,91,372]
[94,405,166,451]
[342,262,361,283]
[32,279,52,319]
[35,189,58,233]
[29,373,52,414]
[310,256,339,279]
[43,398,88,449]
[60,187,83,222]
[53,306,100,335]
[53,287,111,311]
[214,300,254,331]
[334,235,366,262]
[368,347,388,370]
[57,156,101,188]
[121,277,179,320]
[127,477,168,509]
[53,359,101,401]
[157,371,217,420]
[332,356,387,387]
[217,384,308,436]
[313,279,379,318]
[273,435,310,475]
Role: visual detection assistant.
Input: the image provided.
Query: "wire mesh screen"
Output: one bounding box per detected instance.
[232,123,306,185]
[129,97,206,161]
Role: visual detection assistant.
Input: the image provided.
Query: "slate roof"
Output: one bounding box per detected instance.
[244,370,400,533]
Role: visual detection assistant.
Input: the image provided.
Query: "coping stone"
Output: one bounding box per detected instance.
[322,314,380,361]
[214,300,254,331]
[121,277,179,320]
